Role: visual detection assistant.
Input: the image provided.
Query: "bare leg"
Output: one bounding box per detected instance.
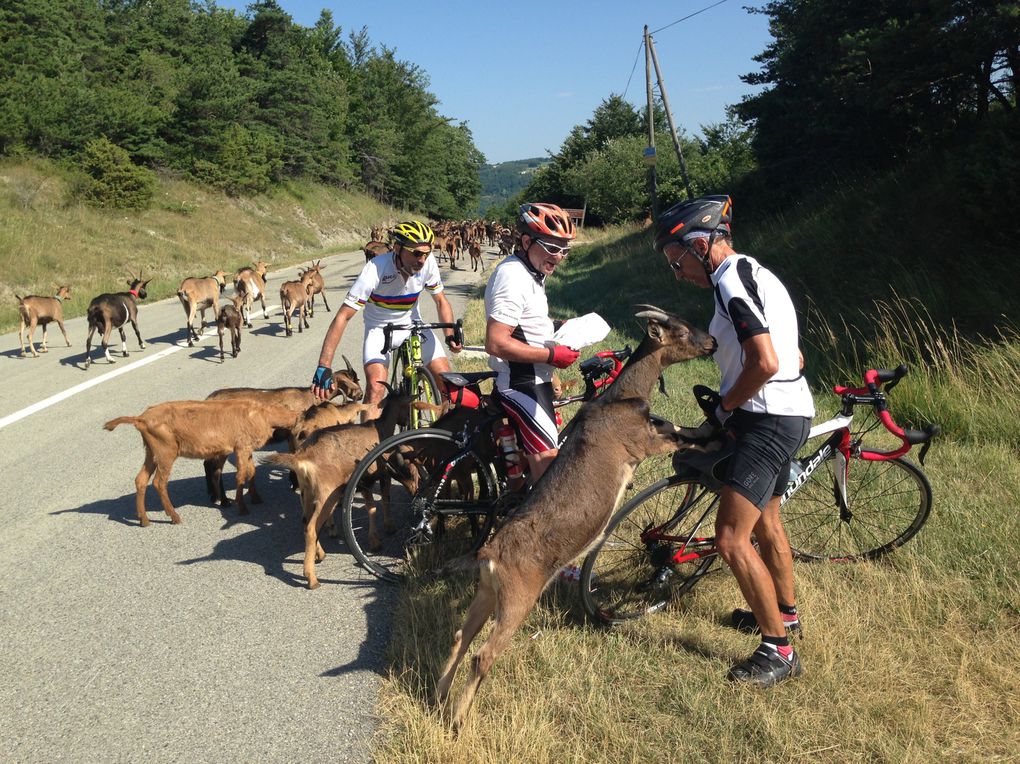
[753,496,796,607]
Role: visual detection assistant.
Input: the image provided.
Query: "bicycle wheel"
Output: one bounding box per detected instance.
[783,455,932,561]
[409,365,442,429]
[340,429,499,582]
[580,476,719,625]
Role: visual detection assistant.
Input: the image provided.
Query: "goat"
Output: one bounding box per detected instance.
[234,259,269,328]
[84,273,151,369]
[216,294,245,361]
[435,306,716,731]
[279,278,310,336]
[363,240,389,263]
[266,387,415,589]
[178,270,227,347]
[203,358,363,503]
[104,399,301,526]
[293,401,377,443]
[299,260,329,317]
[17,285,72,357]
[468,240,484,272]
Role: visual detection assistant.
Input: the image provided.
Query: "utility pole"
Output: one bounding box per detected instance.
[643,26,658,222]
[647,33,694,200]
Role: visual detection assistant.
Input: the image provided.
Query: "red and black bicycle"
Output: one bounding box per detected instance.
[580,363,940,625]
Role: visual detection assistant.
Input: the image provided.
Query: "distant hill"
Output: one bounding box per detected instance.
[478,157,550,216]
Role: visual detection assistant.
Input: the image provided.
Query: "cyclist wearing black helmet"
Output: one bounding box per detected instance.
[654,195,814,687]
[312,220,462,404]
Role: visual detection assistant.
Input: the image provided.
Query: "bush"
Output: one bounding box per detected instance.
[73,137,156,209]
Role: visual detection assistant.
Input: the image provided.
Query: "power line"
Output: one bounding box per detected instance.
[622,39,644,101]
[650,0,731,35]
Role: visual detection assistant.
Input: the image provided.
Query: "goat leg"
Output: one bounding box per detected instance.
[130,319,145,351]
[204,458,230,506]
[435,581,496,707]
[151,462,183,524]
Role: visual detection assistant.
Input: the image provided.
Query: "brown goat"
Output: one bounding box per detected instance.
[299,260,329,317]
[363,240,389,263]
[85,273,150,369]
[234,260,269,328]
[17,285,72,357]
[216,294,245,361]
[178,270,227,346]
[266,388,415,589]
[435,306,716,730]
[293,401,377,443]
[468,240,484,272]
[279,278,310,336]
[104,399,301,526]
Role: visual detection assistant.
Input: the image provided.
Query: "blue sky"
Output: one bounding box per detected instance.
[216,0,773,164]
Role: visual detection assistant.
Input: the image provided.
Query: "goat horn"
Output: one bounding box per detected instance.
[342,355,355,375]
[634,304,669,323]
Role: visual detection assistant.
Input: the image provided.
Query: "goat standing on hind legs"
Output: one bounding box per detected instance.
[435,306,716,731]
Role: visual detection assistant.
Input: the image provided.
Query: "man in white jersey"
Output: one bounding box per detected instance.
[654,195,814,688]
[484,203,580,482]
[311,220,461,404]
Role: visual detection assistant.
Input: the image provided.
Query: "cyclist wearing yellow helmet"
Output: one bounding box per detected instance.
[312,220,462,404]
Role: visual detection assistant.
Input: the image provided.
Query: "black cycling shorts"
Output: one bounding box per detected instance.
[725,410,811,510]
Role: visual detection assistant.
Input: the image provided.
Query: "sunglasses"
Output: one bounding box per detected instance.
[667,250,689,272]
[532,238,570,257]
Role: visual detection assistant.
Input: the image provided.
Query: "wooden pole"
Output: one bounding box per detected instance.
[644,26,658,222]
[647,33,693,200]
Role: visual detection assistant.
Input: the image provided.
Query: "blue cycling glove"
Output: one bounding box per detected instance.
[312,365,333,391]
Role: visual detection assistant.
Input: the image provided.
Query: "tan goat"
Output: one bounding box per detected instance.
[234,259,269,328]
[17,285,72,357]
[266,388,415,589]
[435,306,717,731]
[299,260,329,317]
[293,401,377,443]
[363,240,389,263]
[178,270,227,346]
[216,294,245,360]
[468,240,483,272]
[279,278,310,336]
[104,399,301,526]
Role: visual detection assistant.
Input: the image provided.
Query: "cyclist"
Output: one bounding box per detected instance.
[653,195,814,687]
[484,202,580,483]
[311,220,462,404]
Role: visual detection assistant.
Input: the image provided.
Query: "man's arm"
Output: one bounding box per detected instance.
[431,291,462,351]
[485,319,555,365]
[719,332,779,412]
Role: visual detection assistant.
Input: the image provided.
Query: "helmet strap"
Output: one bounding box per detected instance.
[698,230,719,281]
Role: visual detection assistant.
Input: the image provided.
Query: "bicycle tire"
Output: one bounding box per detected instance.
[783,455,932,561]
[580,476,719,625]
[340,428,499,582]
[409,366,442,429]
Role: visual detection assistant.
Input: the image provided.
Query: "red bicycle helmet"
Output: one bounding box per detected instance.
[517,203,576,240]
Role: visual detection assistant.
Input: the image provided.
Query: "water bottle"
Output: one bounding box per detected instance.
[787,458,806,490]
[496,420,524,479]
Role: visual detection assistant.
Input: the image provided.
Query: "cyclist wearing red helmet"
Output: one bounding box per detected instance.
[654,195,814,688]
[484,203,580,482]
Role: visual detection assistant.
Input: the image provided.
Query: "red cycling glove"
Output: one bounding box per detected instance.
[548,344,580,369]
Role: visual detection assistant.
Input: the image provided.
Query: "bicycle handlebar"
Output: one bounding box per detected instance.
[381,319,464,354]
[833,363,939,463]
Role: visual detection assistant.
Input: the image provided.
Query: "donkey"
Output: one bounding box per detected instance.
[435,306,716,731]
[84,273,151,369]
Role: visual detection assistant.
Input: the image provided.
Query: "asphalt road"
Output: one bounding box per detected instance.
[0,248,489,763]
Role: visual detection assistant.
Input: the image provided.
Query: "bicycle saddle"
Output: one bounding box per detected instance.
[673,434,735,492]
[440,370,497,387]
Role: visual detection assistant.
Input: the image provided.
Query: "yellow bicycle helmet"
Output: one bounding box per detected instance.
[391,220,435,249]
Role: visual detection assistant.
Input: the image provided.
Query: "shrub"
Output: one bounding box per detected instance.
[73,137,156,209]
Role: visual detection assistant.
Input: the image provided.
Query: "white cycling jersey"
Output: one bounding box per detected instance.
[484,253,555,386]
[710,254,814,418]
[343,251,444,328]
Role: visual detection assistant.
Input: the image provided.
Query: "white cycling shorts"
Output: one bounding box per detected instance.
[363,324,447,367]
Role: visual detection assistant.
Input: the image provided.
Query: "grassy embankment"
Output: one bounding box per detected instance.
[375,220,1020,761]
[0,157,405,333]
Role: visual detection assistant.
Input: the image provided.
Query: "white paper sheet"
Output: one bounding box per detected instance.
[552,312,611,350]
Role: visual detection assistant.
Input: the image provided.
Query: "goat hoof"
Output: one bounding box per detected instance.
[307,579,320,590]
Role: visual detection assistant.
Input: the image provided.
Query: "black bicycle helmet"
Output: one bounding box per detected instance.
[652,195,732,253]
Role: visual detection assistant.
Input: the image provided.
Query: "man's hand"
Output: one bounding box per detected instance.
[548,344,580,369]
[445,334,463,354]
[311,365,333,400]
[714,403,734,428]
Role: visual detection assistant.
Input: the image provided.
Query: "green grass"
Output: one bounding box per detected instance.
[0,157,408,332]
[374,229,1020,762]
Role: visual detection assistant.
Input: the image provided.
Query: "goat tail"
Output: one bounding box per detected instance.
[103,416,141,431]
[263,452,298,470]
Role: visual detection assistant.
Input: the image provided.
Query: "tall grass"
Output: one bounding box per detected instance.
[0,157,407,331]
[373,229,1020,762]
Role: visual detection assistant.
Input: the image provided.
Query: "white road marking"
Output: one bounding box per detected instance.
[0,304,282,431]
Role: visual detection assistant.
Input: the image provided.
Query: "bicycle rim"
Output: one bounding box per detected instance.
[784,455,932,561]
[410,366,441,429]
[341,429,498,582]
[580,477,719,625]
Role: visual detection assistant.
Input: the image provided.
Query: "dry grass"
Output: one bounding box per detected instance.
[0,157,406,331]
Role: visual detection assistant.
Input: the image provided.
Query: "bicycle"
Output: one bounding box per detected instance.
[579,363,940,625]
[381,319,464,430]
[339,347,632,582]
